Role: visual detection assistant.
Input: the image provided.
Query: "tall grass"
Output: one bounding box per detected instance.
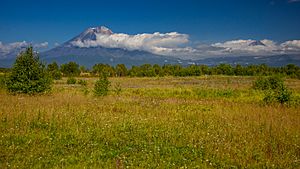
[0,76,299,168]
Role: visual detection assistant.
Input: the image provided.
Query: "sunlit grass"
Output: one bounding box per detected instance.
[0,76,299,168]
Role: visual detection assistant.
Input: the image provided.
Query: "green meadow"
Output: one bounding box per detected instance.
[0,76,299,168]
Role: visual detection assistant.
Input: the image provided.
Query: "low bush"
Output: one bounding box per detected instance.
[94,74,110,96]
[78,79,87,86]
[254,76,292,104]
[67,77,77,84]
[50,70,62,80]
[0,75,6,89]
[253,76,284,90]
[113,82,122,95]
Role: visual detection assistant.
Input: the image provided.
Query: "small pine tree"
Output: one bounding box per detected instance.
[94,73,110,96]
[6,47,52,94]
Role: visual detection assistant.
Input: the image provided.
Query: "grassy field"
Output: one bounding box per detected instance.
[0,76,299,168]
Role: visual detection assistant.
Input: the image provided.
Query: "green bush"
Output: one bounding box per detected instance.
[0,75,6,89]
[60,62,80,77]
[275,85,292,104]
[78,79,87,86]
[253,76,284,90]
[49,70,62,80]
[67,77,77,84]
[113,82,122,95]
[254,76,292,104]
[47,62,62,80]
[94,74,110,96]
[6,47,52,94]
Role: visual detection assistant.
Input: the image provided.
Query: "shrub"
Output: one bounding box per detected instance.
[61,62,80,77]
[6,47,52,94]
[253,76,284,90]
[254,76,292,104]
[82,87,89,95]
[50,70,62,80]
[0,74,6,89]
[47,62,62,80]
[275,85,292,104]
[94,74,110,96]
[67,77,77,84]
[113,82,122,95]
[78,79,87,86]
[263,90,276,104]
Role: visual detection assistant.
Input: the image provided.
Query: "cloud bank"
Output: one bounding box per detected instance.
[1,27,300,60]
[71,31,189,54]
[70,27,300,59]
[0,41,48,59]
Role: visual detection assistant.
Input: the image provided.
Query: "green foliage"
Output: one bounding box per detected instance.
[49,70,62,80]
[94,74,110,96]
[253,76,292,104]
[79,65,87,73]
[78,79,87,86]
[47,61,59,72]
[53,62,300,79]
[113,82,122,95]
[253,76,284,90]
[1,76,300,168]
[275,85,292,104]
[81,87,89,95]
[67,77,77,84]
[60,62,80,77]
[0,74,7,89]
[115,64,127,77]
[6,47,52,94]
[263,85,292,105]
[0,67,11,73]
[47,62,62,80]
[92,63,115,77]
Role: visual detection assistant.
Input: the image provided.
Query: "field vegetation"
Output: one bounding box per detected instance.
[0,76,299,168]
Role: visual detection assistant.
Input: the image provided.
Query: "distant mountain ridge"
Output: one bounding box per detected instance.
[0,26,300,68]
[194,54,300,67]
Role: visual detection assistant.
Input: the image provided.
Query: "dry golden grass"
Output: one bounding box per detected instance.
[0,76,299,168]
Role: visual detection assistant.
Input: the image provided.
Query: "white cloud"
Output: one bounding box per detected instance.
[34,42,48,48]
[211,39,281,56]
[281,40,300,52]
[71,31,189,56]
[2,28,300,61]
[0,41,28,54]
[70,28,300,59]
[0,41,49,59]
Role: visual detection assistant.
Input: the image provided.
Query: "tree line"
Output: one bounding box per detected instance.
[1,61,300,79]
[42,61,300,79]
[2,47,299,95]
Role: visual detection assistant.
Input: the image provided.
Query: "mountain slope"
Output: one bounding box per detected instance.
[194,54,300,67]
[40,26,183,67]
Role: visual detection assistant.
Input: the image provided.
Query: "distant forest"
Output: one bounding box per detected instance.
[1,62,300,79]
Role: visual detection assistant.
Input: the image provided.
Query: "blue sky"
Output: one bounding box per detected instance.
[1,0,300,44]
[0,0,300,58]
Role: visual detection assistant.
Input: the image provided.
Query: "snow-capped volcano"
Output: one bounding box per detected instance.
[40,26,182,67]
[72,26,113,41]
[64,26,113,47]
